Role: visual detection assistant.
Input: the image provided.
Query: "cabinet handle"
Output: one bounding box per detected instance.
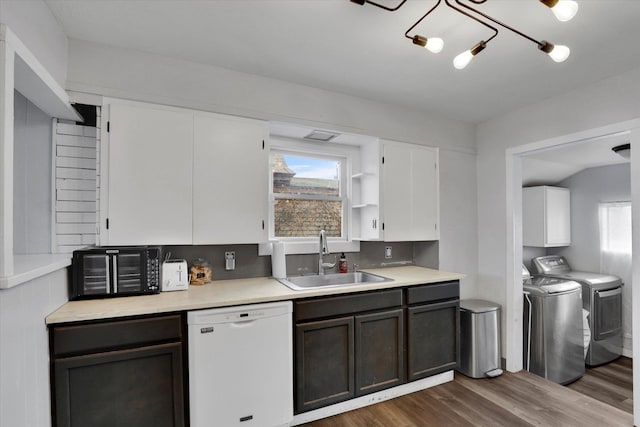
[262,220,265,230]
[112,256,118,293]
[105,255,111,294]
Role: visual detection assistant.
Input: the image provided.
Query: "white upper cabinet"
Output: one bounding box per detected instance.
[381,140,439,242]
[523,186,571,247]
[193,114,268,244]
[104,101,194,245]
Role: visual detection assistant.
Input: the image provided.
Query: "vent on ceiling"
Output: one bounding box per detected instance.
[304,130,340,142]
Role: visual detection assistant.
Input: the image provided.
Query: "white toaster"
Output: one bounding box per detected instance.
[161,259,189,291]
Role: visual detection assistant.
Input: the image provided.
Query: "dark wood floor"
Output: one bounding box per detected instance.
[302,369,633,427]
[567,356,633,414]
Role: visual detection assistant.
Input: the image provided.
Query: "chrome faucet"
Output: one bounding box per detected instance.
[318,230,336,275]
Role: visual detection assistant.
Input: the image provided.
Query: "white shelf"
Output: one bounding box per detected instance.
[351,172,374,180]
[0,254,72,290]
[352,203,377,209]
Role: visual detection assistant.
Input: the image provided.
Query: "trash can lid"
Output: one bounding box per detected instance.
[460,299,501,313]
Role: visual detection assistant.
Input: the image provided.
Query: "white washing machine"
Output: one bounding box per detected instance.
[531,255,622,366]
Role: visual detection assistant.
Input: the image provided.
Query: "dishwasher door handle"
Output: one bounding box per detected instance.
[230,319,258,327]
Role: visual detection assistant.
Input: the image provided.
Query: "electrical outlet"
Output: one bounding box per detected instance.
[225,251,235,271]
[385,246,392,259]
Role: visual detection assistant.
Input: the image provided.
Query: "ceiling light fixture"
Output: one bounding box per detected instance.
[349,0,576,69]
[612,143,631,160]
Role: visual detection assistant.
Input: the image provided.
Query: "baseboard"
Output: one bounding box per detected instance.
[291,371,454,426]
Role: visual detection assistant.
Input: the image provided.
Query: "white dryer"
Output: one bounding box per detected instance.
[531,255,622,366]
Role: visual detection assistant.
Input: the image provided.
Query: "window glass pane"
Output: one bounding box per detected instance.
[272,154,340,197]
[274,199,342,238]
[599,202,632,254]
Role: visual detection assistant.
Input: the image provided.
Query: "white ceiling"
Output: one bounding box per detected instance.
[521,131,630,186]
[44,0,640,123]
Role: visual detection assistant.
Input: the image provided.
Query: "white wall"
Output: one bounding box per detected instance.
[550,164,631,270]
[0,5,69,425]
[438,149,478,298]
[0,268,69,427]
[66,40,475,150]
[0,0,68,87]
[549,164,632,354]
[65,39,479,290]
[13,90,52,254]
[476,65,640,367]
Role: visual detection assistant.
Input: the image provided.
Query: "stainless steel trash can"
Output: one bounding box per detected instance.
[457,299,503,378]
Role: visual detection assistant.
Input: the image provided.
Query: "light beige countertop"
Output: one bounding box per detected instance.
[46,265,464,325]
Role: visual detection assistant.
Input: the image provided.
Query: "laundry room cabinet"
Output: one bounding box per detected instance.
[522,186,571,247]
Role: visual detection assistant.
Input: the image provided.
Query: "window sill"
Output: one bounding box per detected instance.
[258,240,360,256]
[0,254,72,290]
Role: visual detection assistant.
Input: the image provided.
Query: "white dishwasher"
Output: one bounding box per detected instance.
[188,301,293,427]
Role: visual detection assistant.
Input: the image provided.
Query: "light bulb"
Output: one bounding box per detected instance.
[550,0,578,22]
[453,41,486,70]
[453,50,474,70]
[425,37,444,54]
[412,35,444,54]
[548,44,570,62]
[539,40,571,63]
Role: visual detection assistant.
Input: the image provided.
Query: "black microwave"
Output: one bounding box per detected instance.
[71,246,161,300]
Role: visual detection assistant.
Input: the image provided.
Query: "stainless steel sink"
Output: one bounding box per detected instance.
[278,271,392,291]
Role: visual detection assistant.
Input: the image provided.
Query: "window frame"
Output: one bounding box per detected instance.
[260,136,361,256]
[599,201,632,255]
[271,148,346,240]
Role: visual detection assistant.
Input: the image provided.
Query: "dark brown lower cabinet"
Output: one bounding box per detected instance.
[294,290,404,414]
[295,316,355,413]
[355,309,405,396]
[407,300,459,381]
[294,282,459,414]
[50,314,186,427]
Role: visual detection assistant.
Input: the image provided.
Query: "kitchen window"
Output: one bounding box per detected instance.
[265,138,359,255]
[271,151,346,239]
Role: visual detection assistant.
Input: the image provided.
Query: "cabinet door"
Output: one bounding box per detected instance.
[193,114,268,244]
[522,186,570,247]
[545,186,570,246]
[106,102,193,245]
[54,342,185,427]
[295,317,355,413]
[407,300,459,381]
[382,141,439,241]
[355,309,405,396]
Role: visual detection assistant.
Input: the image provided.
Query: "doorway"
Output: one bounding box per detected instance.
[504,119,640,424]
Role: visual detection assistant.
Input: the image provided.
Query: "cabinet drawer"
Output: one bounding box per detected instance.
[52,314,183,357]
[295,289,403,322]
[406,281,459,305]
